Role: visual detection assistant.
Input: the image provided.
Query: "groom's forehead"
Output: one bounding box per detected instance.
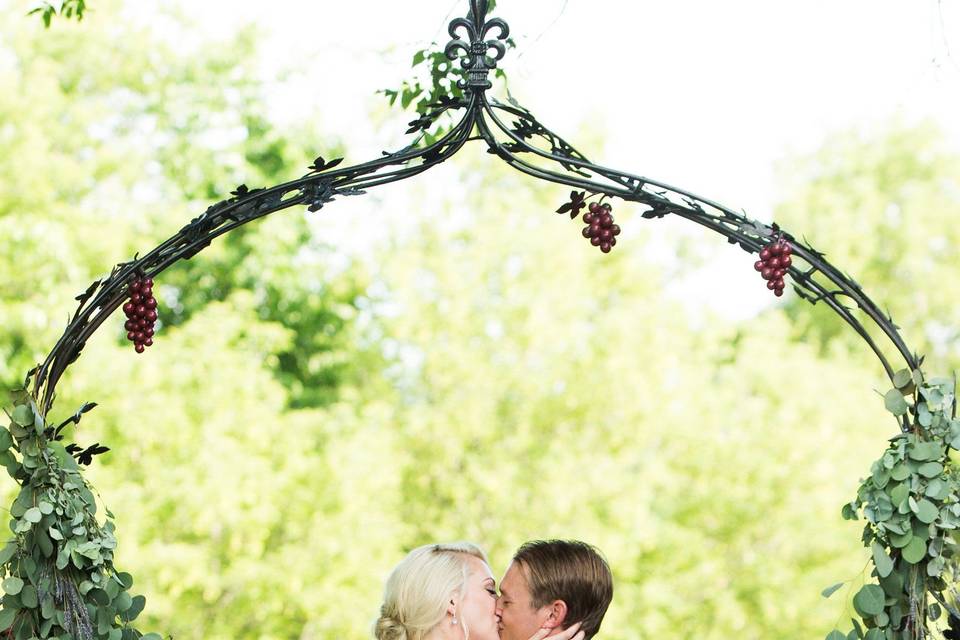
[500,562,525,591]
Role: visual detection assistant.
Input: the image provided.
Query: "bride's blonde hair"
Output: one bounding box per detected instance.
[374,542,487,640]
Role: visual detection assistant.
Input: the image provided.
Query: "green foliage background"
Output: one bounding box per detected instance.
[2,1,960,639]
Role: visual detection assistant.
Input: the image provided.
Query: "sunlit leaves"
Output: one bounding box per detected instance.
[28,0,87,28]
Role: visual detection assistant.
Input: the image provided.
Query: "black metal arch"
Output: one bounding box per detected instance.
[28,1,919,435]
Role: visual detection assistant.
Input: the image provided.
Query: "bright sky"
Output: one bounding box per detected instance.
[140,0,960,318]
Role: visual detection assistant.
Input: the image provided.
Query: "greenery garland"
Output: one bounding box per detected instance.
[0,387,158,640]
[825,370,960,639]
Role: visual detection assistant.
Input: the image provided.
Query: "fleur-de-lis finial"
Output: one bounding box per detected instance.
[444,0,510,91]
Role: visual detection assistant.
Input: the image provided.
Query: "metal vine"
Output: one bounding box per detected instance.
[28,0,919,442]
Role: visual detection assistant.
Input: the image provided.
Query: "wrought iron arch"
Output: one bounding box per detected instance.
[28,0,919,434]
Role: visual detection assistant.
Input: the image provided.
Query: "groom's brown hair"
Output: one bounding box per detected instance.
[512,540,613,640]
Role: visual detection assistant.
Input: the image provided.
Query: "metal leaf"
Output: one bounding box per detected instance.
[74,280,100,303]
[320,157,344,171]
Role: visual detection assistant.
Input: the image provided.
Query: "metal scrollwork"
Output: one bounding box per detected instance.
[444,0,510,90]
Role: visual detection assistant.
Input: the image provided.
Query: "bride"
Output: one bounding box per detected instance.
[374,542,586,640]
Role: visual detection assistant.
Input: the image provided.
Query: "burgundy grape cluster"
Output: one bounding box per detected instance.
[582,202,620,253]
[122,277,157,353]
[753,236,792,297]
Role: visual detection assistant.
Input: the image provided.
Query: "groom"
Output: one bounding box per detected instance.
[496,540,613,640]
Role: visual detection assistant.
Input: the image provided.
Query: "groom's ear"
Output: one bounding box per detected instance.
[543,600,569,628]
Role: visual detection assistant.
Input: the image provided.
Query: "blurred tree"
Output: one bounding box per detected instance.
[775,121,960,376]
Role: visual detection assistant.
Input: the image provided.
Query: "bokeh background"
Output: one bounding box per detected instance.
[3,0,960,638]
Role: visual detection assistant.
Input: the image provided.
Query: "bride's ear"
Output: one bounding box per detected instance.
[447,598,458,618]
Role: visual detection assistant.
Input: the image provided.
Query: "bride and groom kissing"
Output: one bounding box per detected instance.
[374,539,613,640]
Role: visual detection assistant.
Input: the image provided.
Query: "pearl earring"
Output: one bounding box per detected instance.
[452,616,458,625]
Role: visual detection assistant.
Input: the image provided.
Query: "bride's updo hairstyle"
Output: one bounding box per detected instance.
[374,542,487,640]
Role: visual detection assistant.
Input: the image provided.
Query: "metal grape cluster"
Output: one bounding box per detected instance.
[120,277,157,354]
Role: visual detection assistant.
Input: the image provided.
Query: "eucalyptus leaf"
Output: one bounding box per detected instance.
[2,576,24,595]
[909,441,942,461]
[891,463,910,481]
[889,603,905,627]
[872,465,890,488]
[893,369,913,388]
[902,536,927,563]
[0,608,14,631]
[925,479,945,498]
[884,389,908,415]
[6,423,26,441]
[918,462,943,478]
[852,584,885,616]
[821,582,845,598]
[55,549,68,571]
[915,499,939,524]
[98,608,111,635]
[879,570,904,597]
[19,585,36,608]
[842,503,858,520]
[40,596,54,620]
[121,595,146,622]
[36,530,53,558]
[889,483,909,506]
[918,403,933,427]
[881,520,905,535]
[0,542,16,564]
[104,577,119,598]
[113,591,132,612]
[11,405,31,427]
[872,542,894,578]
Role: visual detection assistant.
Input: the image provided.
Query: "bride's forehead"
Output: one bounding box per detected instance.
[466,555,494,579]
